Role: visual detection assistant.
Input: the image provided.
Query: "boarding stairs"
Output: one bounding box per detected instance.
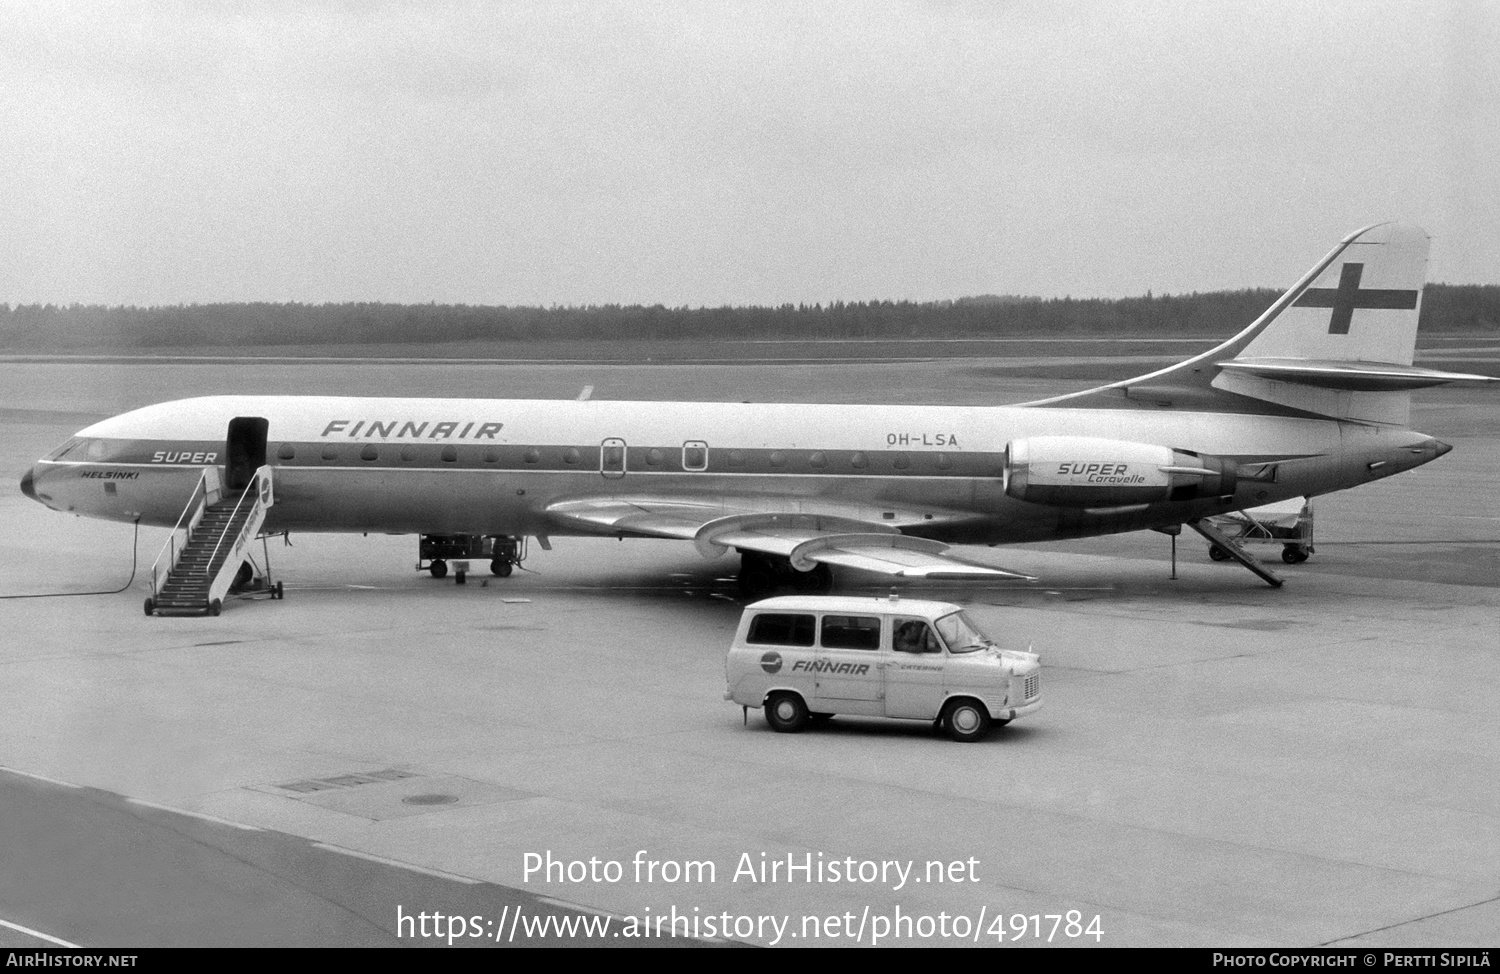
[147,465,277,616]
[1186,516,1284,588]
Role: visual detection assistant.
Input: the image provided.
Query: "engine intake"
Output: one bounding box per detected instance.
[1005,436,1237,507]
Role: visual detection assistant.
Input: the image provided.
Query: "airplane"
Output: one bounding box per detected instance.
[18,221,1497,611]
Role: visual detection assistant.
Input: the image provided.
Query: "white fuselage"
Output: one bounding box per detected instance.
[21,395,1446,545]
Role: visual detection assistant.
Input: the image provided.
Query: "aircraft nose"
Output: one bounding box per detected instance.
[1430,438,1453,459]
[20,467,38,501]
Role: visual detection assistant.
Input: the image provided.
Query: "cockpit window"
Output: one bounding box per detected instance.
[46,438,111,462]
[44,438,84,461]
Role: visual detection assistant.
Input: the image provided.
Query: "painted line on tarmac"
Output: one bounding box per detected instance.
[311,843,480,885]
[534,897,728,943]
[0,917,80,948]
[0,766,82,789]
[126,797,264,831]
[535,897,619,918]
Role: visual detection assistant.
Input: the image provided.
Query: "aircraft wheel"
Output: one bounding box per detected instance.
[1208,545,1231,562]
[1281,545,1308,565]
[274,581,284,600]
[143,597,154,616]
[490,559,513,577]
[429,559,448,579]
[737,556,779,599]
[792,563,833,593]
[209,599,222,617]
[764,692,809,733]
[942,699,990,743]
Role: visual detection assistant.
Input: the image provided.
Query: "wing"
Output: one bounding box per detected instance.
[545,496,1034,580]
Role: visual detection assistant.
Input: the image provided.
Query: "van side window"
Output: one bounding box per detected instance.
[894,619,942,654]
[820,615,881,650]
[747,613,815,647]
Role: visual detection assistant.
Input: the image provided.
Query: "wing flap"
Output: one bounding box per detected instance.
[546,498,1034,581]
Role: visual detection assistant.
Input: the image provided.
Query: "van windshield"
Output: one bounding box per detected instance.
[935,611,993,654]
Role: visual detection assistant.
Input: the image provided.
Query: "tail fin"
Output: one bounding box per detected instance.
[1030,222,1494,426]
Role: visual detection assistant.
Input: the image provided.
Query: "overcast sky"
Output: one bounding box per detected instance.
[2,1,1496,307]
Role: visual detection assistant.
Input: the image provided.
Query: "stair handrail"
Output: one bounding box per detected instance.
[148,467,222,599]
[204,465,274,608]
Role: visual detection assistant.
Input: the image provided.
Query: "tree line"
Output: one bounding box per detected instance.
[1,284,1495,351]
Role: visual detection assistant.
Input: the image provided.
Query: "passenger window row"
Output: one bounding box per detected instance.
[273,443,959,471]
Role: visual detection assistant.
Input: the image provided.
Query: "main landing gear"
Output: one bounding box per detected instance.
[737,551,833,599]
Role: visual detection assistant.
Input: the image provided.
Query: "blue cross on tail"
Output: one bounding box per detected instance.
[1293,263,1420,335]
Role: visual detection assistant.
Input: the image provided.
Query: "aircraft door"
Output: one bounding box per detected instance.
[226,417,269,492]
[600,438,627,479]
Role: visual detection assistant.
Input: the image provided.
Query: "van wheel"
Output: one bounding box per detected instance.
[430,559,448,579]
[942,699,990,743]
[765,692,809,733]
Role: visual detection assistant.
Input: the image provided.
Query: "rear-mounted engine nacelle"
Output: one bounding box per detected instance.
[1005,435,1237,507]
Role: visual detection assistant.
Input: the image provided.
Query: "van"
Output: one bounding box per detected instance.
[725,595,1041,742]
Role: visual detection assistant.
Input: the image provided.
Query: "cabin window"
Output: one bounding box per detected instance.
[441,446,458,463]
[524,448,541,464]
[728,450,746,466]
[483,449,499,463]
[850,452,868,469]
[321,447,338,461]
[935,452,952,470]
[809,452,827,469]
[563,447,580,464]
[400,446,417,462]
[646,448,665,466]
[360,445,379,461]
[276,443,295,460]
[769,451,786,467]
[892,452,910,469]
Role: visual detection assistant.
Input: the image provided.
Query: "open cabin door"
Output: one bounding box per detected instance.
[226,417,269,492]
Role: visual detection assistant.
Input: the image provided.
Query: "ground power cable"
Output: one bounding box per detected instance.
[0,518,140,599]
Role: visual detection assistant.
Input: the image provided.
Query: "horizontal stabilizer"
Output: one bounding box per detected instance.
[1218,358,1498,391]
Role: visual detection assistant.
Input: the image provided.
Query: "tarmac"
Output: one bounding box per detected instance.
[0,353,1496,948]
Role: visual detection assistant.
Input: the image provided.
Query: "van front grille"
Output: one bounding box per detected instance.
[1024,674,1040,701]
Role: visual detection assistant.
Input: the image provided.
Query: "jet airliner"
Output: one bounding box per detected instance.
[19,222,1494,604]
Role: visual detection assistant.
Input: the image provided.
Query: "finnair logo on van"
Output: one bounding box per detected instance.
[791,660,870,676]
[760,651,783,674]
[320,420,504,440]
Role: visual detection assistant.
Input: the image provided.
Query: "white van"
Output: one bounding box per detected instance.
[725,595,1041,742]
